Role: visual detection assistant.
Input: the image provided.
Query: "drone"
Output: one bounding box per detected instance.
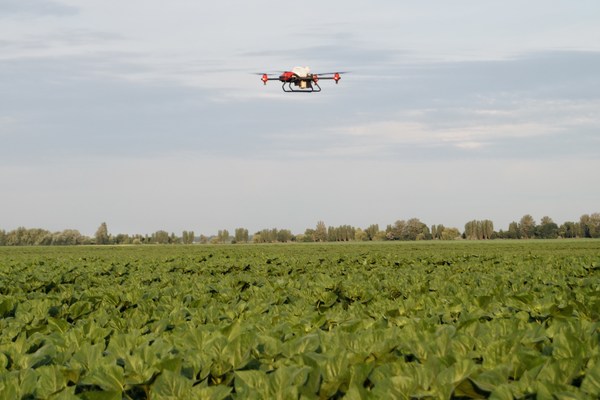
[257,66,346,93]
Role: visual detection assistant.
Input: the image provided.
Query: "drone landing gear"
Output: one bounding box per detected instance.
[281,82,322,93]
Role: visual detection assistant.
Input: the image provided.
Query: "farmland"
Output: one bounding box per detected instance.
[1,241,599,399]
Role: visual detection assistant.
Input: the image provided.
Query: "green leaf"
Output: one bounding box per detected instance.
[47,386,79,400]
[80,365,124,393]
[454,378,488,399]
[437,359,477,386]
[282,333,320,357]
[222,332,253,370]
[68,301,93,320]
[268,366,311,398]
[69,342,104,372]
[552,330,585,360]
[35,365,68,398]
[150,370,192,399]
[190,385,232,400]
[47,317,70,334]
[470,365,510,392]
[581,359,600,396]
[537,358,583,385]
[0,375,20,400]
[370,375,417,399]
[0,353,8,370]
[0,369,38,399]
[234,370,268,396]
[489,384,514,400]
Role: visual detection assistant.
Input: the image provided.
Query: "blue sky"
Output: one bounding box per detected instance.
[1,0,599,236]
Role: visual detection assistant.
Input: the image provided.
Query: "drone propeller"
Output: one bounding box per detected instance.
[314,71,350,75]
[251,71,285,75]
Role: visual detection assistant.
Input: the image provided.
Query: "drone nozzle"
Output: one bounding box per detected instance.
[334,73,341,84]
[261,74,268,85]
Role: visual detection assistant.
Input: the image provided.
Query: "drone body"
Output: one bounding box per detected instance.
[259,66,345,93]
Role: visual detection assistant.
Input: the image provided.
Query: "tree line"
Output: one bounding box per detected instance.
[1,213,599,246]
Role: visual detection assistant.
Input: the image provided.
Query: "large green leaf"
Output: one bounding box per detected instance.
[80,364,124,393]
[47,386,79,400]
[234,370,268,396]
[581,359,600,396]
[35,365,68,398]
[69,342,105,372]
[370,375,417,399]
[150,370,192,399]
[470,364,510,392]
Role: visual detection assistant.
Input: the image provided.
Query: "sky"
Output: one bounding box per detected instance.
[1,0,599,236]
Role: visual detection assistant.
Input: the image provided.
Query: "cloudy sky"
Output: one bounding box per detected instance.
[1,0,599,236]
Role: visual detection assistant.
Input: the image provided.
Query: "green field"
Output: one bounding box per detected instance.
[1,241,599,399]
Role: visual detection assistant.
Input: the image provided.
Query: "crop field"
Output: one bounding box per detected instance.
[1,241,599,399]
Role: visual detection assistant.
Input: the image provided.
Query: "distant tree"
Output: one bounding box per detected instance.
[519,215,536,239]
[303,228,316,242]
[95,222,110,245]
[314,221,327,242]
[589,213,600,238]
[182,230,195,244]
[326,225,355,242]
[3,227,52,245]
[276,229,293,243]
[536,216,558,239]
[5,227,25,245]
[252,233,263,243]
[464,221,475,240]
[431,224,445,240]
[131,234,144,244]
[152,230,170,244]
[405,218,430,240]
[114,233,131,244]
[387,220,405,240]
[373,230,387,241]
[267,228,278,242]
[441,227,461,240]
[507,221,520,239]
[52,229,86,245]
[234,228,249,243]
[464,220,494,240]
[217,229,230,244]
[559,221,578,238]
[580,213,600,238]
[482,220,494,239]
[252,228,283,243]
[199,234,209,244]
[364,224,380,241]
[354,228,368,241]
[0,229,6,246]
[386,219,430,240]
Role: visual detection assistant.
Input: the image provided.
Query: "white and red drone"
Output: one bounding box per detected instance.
[257,66,347,93]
